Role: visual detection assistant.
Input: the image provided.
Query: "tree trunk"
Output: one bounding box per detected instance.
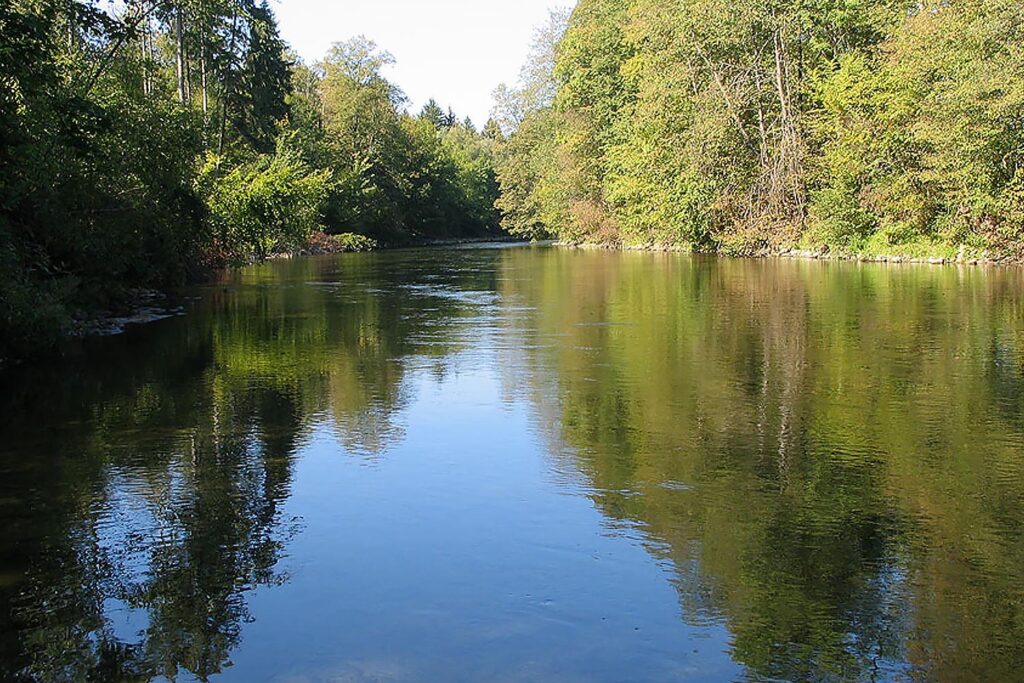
[694,43,753,149]
[184,32,192,104]
[218,11,241,156]
[175,6,185,104]
[140,25,148,95]
[771,24,804,212]
[753,63,769,167]
[772,30,791,127]
[201,45,209,117]
[84,1,160,96]
[147,27,155,94]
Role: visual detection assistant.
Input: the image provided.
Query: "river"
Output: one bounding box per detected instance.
[1,244,1022,682]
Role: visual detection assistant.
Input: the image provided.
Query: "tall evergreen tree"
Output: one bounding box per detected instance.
[419,98,445,128]
[231,1,292,151]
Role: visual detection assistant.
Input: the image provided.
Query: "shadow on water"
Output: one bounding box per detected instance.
[1,245,1023,681]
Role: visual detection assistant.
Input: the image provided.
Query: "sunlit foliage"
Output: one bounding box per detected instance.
[0,3,502,363]
[494,0,1024,259]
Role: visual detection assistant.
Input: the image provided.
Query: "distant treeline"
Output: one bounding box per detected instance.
[1,0,501,361]
[492,0,1024,259]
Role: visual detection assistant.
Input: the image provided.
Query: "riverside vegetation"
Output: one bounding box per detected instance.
[1,0,502,361]
[493,0,1024,260]
[3,0,1024,363]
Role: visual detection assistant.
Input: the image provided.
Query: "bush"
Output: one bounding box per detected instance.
[808,184,878,250]
[300,231,378,254]
[0,225,70,364]
[199,145,331,263]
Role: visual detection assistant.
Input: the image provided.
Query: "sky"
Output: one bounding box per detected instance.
[273,0,571,127]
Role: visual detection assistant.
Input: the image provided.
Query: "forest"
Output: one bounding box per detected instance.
[3,0,1024,362]
[0,0,502,361]
[494,0,1024,260]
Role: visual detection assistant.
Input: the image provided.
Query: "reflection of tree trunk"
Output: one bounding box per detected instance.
[212,377,221,459]
[754,269,808,482]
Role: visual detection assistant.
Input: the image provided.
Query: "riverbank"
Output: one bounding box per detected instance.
[1,234,516,369]
[276,232,519,258]
[8,235,1011,370]
[70,289,186,338]
[557,241,1023,267]
[73,237,1012,341]
[73,235,517,340]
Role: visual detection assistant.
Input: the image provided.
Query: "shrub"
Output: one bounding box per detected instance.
[200,145,331,263]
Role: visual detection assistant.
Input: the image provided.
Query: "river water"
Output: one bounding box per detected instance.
[1,244,1023,682]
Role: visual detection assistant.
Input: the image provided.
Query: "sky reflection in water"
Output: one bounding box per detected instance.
[1,245,1023,682]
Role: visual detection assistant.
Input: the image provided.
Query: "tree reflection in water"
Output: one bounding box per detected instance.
[0,253,489,681]
[498,249,1024,682]
[1,247,1023,682]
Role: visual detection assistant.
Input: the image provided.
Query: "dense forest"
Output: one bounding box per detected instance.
[4,0,1024,363]
[493,0,1024,260]
[0,0,501,361]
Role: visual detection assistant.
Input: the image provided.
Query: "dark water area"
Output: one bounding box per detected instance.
[2,244,1023,682]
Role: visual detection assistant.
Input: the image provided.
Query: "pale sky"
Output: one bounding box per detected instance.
[273,0,571,127]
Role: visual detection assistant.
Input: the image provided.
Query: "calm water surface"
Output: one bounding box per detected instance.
[2,245,1023,682]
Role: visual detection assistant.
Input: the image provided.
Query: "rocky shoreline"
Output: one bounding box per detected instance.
[73,237,523,340]
[775,248,1017,267]
[71,289,186,338]
[557,242,1022,267]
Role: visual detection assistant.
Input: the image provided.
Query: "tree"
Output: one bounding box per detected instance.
[419,98,445,128]
[1,1,505,363]
[490,7,570,135]
[490,7,571,239]
[482,118,504,141]
[201,143,330,260]
[234,0,292,152]
[442,106,457,128]
[494,0,1023,259]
